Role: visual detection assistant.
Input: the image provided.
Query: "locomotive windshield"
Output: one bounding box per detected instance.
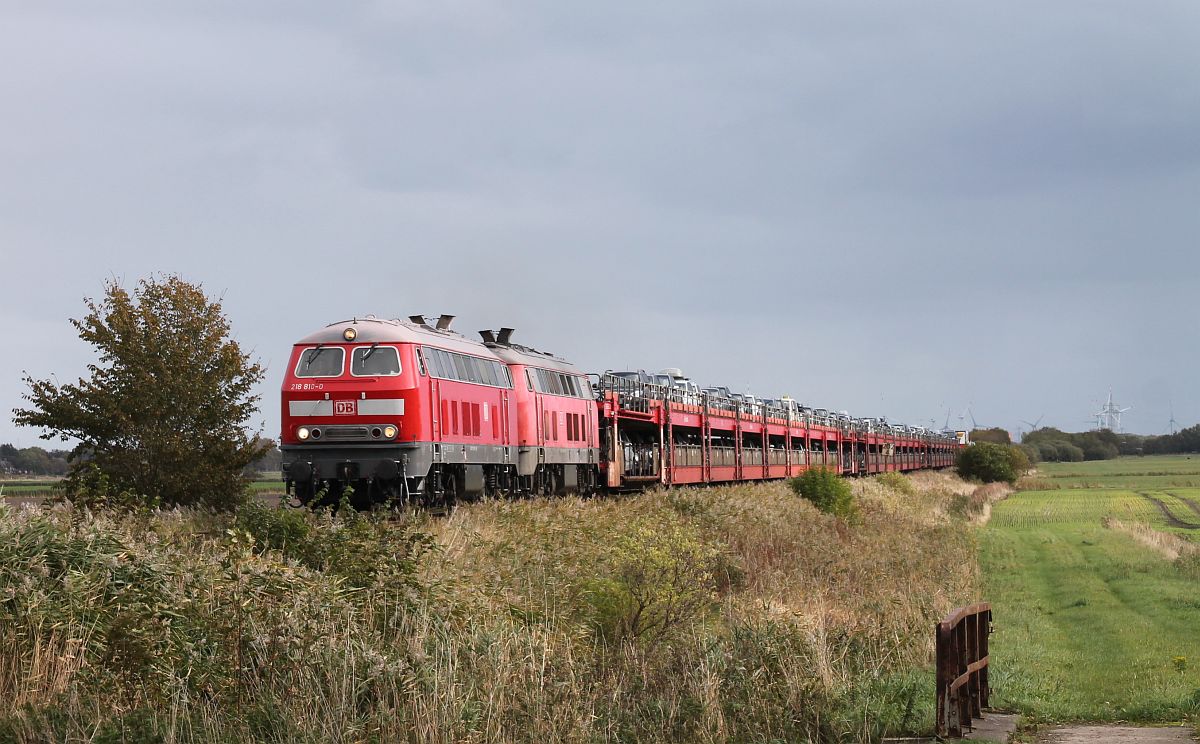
[295,346,344,377]
[351,345,401,376]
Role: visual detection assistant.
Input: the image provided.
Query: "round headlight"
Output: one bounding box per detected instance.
[383,425,397,439]
[297,427,310,441]
[343,327,357,341]
[310,428,322,440]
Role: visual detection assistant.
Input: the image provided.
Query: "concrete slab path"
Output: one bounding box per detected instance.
[1040,726,1195,743]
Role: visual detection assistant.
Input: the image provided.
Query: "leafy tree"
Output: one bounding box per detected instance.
[1032,440,1059,461]
[1056,441,1085,462]
[1142,424,1200,455]
[1024,427,1117,461]
[1007,444,1031,475]
[956,442,1019,484]
[1018,443,1041,465]
[969,427,1012,445]
[13,276,268,509]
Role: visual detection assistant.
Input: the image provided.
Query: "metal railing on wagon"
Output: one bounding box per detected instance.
[594,373,960,446]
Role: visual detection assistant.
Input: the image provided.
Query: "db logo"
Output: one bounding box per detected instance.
[334,400,357,416]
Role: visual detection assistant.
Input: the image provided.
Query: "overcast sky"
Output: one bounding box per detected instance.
[2,1,1198,448]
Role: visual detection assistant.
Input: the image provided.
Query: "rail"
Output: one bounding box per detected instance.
[936,602,992,738]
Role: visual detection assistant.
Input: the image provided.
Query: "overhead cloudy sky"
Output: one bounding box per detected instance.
[2,1,1198,447]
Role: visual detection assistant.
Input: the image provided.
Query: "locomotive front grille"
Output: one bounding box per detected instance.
[322,425,372,441]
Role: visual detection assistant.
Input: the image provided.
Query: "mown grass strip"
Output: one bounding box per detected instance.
[982,458,1200,723]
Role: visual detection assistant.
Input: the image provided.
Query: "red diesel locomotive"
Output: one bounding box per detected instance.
[280,315,961,506]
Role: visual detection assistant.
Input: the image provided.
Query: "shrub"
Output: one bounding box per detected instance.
[789,468,857,520]
[1007,444,1031,476]
[56,461,152,512]
[956,442,1019,484]
[876,471,916,497]
[583,521,723,642]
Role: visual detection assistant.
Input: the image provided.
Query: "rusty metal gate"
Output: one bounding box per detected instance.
[936,602,992,738]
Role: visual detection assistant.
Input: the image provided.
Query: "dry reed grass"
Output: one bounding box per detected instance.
[0,471,984,743]
[1102,517,1200,562]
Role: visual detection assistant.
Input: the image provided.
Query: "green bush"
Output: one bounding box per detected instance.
[1007,444,1031,476]
[582,521,723,642]
[956,442,1020,484]
[876,471,915,497]
[790,468,857,520]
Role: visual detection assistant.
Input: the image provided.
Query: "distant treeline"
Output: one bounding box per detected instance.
[0,444,71,476]
[969,424,1200,463]
[971,427,1120,462]
[1118,424,1200,456]
[1,439,282,477]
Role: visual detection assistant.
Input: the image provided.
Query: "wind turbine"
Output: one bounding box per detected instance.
[1169,402,1179,434]
[1020,414,1045,432]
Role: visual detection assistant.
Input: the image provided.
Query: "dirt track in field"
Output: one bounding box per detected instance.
[1169,492,1200,521]
[1137,492,1200,529]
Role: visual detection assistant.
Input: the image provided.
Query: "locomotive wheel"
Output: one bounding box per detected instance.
[441,469,460,508]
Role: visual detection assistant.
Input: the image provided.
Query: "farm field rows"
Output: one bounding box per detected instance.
[983,455,1200,723]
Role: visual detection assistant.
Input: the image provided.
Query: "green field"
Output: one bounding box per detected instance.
[984,455,1200,723]
[1029,455,1200,490]
[0,475,285,499]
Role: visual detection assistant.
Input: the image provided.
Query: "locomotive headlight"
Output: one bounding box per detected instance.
[383,425,397,439]
[297,426,311,441]
[343,327,357,341]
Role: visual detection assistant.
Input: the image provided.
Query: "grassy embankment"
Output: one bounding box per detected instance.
[0,470,994,743]
[983,454,1200,724]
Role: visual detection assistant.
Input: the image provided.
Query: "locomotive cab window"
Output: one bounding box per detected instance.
[351,345,401,376]
[295,346,345,378]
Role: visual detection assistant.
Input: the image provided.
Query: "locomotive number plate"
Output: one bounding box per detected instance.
[334,400,358,416]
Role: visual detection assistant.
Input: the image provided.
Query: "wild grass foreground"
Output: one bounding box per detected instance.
[0,472,997,743]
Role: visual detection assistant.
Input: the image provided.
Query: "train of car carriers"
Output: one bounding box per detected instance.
[280,315,963,507]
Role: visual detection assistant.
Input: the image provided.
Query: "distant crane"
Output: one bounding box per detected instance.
[1093,389,1131,432]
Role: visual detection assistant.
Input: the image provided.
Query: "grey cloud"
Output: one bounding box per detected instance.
[2,1,1198,447]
